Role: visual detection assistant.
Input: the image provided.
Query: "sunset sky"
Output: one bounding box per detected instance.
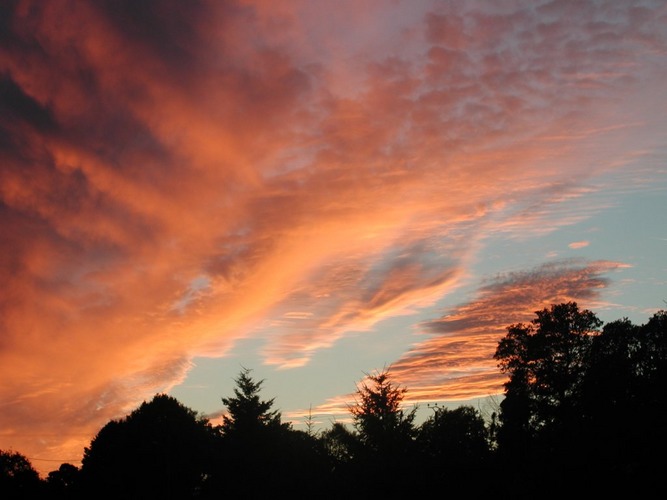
[1,0,666,475]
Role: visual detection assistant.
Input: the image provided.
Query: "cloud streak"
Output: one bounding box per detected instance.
[390,259,630,400]
[1,0,665,473]
[296,258,628,421]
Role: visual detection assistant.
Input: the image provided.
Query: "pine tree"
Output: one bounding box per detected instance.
[219,367,287,437]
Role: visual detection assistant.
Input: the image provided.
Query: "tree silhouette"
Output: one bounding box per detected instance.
[348,368,418,496]
[350,369,417,451]
[0,449,42,499]
[419,405,491,465]
[417,405,494,494]
[494,302,601,462]
[3,304,664,498]
[319,422,359,466]
[79,394,215,499]
[579,310,667,489]
[207,367,323,498]
[45,463,80,499]
[219,367,289,438]
[317,422,362,495]
[493,303,667,495]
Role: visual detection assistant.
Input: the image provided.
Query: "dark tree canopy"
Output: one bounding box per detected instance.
[79,394,215,499]
[207,367,324,498]
[416,405,495,495]
[493,302,667,495]
[494,302,602,458]
[418,405,491,466]
[350,369,417,451]
[580,310,667,479]
[219,367,289,438]
[348,368,419,496]
[44,463,80,499]
[5,303,666,499]
[319,422,359,465]
[0,449,42,499]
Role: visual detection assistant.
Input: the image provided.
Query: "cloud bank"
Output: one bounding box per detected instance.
[1,0,665,472]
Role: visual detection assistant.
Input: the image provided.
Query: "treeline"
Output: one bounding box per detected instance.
[2,302,666,499]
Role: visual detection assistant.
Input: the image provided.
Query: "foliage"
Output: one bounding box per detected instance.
[348,368,419,495]
[219,367,289,438]
[349,368,417,452]
[80,394,215,499]
[0,449,42,499]
[319,422,359,465]
[579,311,667,477]
[494,302,667,494]
[418,405,491,465]
[207,367,322,498]
[493,302,601,457]
[8,303,666,497]
[416,405,495,494]
[45,463,80,499]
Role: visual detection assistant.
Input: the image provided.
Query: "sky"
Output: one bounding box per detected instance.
[1,0,666,476]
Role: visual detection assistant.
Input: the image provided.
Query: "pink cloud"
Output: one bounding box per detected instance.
[569,240,590,249]
[300,259,630,420]
[0,0,665,475]
[389,259,629,403]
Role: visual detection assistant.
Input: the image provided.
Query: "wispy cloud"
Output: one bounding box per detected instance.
[390,259,629,400]
[296,259,629,420]
[1,0,665,473]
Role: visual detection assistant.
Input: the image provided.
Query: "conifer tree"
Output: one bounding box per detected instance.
[219,367,287,437]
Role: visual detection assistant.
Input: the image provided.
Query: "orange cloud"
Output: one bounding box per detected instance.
[300,259,629,421]
[389,259,629,402]
[569,240,590,249]
[1,0,665,475]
